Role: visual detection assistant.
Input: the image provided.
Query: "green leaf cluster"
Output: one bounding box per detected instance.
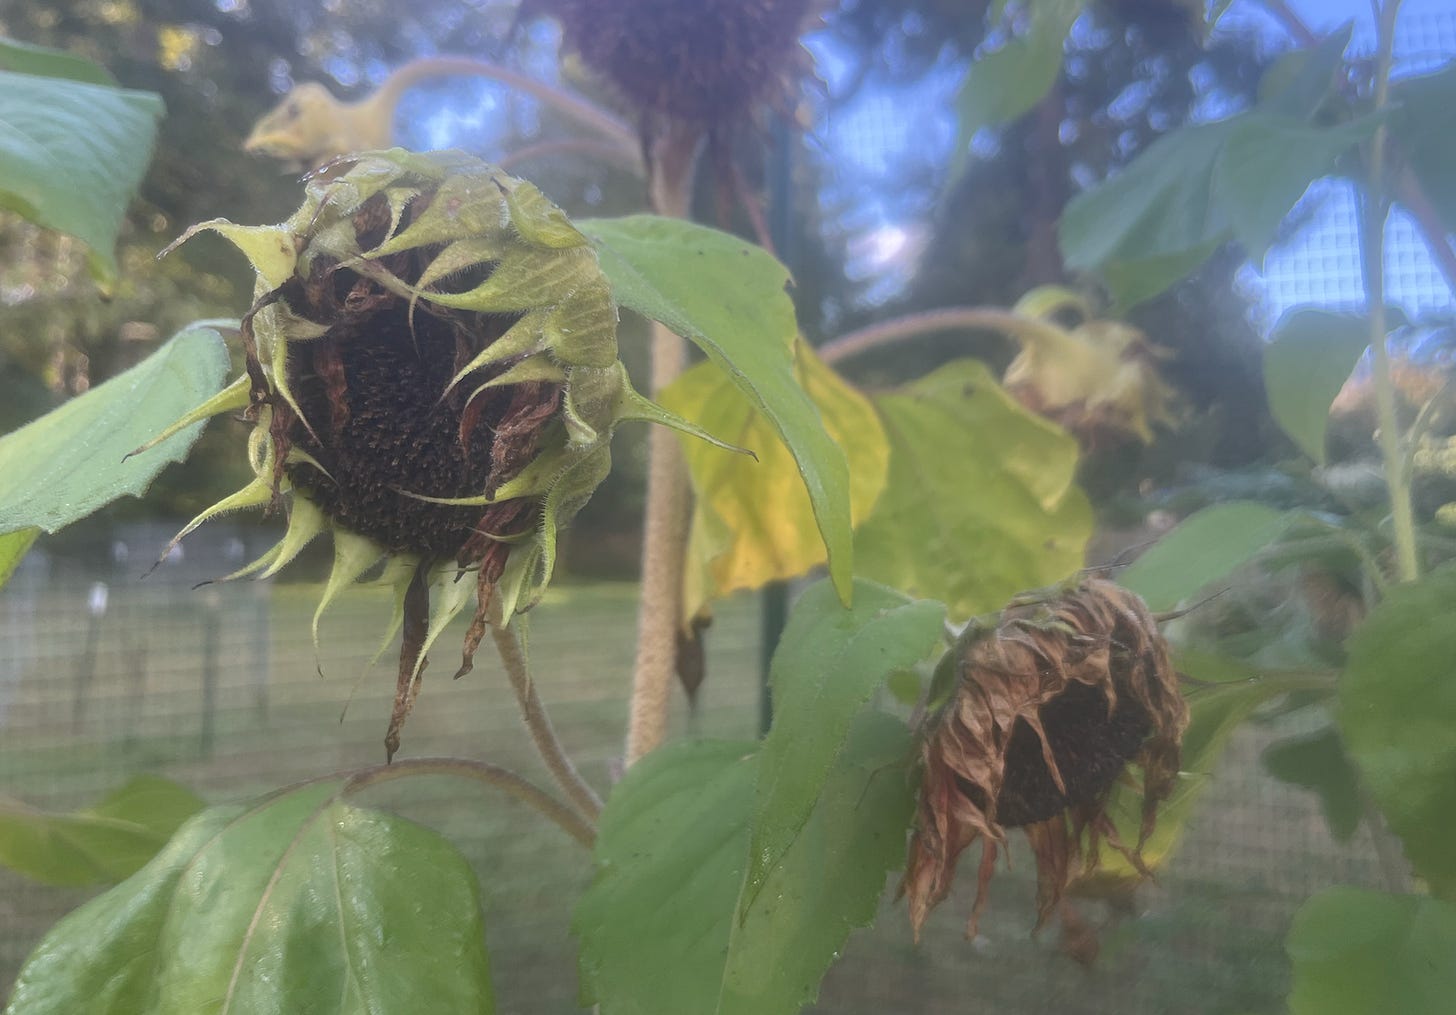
[575,580,943,1015]
[1059,27,1380,307]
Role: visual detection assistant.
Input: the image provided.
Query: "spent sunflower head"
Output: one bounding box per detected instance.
[903,578,1188,945]
[146,149,717,758]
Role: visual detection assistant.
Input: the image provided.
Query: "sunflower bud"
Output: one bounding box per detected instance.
[904,579,1188,944]
[148,150,720,758]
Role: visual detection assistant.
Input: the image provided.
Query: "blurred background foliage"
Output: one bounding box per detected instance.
[0,0,1281,565]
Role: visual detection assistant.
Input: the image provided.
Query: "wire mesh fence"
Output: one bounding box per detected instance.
[1,529,1391,1014]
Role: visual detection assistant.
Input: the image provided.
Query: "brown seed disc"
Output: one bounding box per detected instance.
[978,681,1153,827]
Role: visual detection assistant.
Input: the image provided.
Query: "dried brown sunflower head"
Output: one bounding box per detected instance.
[903,578,1188,943]
[144,149,720,758]
[540,0,813,128]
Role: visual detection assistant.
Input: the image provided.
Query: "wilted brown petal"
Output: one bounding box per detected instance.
[904,579,1189,945]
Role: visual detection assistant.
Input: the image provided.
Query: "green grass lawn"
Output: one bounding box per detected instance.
[0,576,1388,1013]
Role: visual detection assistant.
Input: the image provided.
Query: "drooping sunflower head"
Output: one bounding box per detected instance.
[540,0,813,128]
[149,149,700,758]
[903,578,1188,944]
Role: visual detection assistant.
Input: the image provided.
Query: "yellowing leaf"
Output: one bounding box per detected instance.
[659,341,889,620]
[854,359,1091,621]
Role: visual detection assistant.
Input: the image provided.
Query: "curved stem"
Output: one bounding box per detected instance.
[342,756,596,848]
[488,596,604,820]
[1361,0,1420,584]
[817,306,1059,366]
[370,55,638,154]
[626,122,703,765]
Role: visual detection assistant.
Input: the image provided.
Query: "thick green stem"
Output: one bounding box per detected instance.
[1361,0,1420,584]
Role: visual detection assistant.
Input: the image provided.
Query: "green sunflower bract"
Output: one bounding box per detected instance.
[143,149,728,759]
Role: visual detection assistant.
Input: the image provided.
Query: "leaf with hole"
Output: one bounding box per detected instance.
[581,215,854,605]
[659,341,889,620]
[0,324,230,539]
[6,780,495,1015]
[854,359,1091,621]
[1339,563,1456,899]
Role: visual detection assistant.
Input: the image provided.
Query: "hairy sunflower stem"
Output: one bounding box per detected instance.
[1361,0,1420,584]
[343,756,596,848]
[488,595,604,822]
[626,122,703,765]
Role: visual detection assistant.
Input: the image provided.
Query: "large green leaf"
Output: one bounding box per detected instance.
[7,780,494,1015]
[1391,62,1456,233]
[0,776,204,888]
[854,359,1091,621]
[1262,725,1362,842]
[743,579,942,911]
[0,527,37,589]
[721,715,915,1014]
[1119,501,1290,611]
[1214,115,1378,264]
[0,38,115,84]
[575,715,915,1015]
[1263,309,1370,465]
[579,216,854,604]
[0,68,163,280]
[949,0,1083,181]
[1059,119,1236,306]
[659,341,889,620]
[1287,888,1456,1015]
[1339,564,1456,899]
[0,324,229,537]
[1060,73,1369,308]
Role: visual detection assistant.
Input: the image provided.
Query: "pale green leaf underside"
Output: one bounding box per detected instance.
[0,325,229,536]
